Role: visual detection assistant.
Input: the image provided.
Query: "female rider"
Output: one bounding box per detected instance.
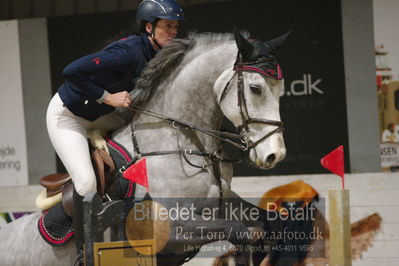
[45,0,184,262]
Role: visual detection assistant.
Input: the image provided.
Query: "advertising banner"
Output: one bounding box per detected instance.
[0,20,29,185]
[381,142,399,168]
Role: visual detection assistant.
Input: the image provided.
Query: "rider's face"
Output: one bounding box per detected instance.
[147,19,178,48]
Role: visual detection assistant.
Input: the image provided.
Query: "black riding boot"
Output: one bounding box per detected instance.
[72,188,84,266]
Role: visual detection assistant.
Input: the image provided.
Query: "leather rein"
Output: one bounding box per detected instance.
[122,55,284,199]
[126,56,284,165]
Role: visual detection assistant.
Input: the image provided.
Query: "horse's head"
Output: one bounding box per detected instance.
[214,30,289,169]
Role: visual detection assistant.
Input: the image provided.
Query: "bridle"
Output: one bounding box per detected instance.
[218,55,284,151]
[127,54,284,158]
[122,53,285,202]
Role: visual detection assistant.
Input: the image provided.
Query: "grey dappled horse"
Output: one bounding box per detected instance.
[0,31,288,265]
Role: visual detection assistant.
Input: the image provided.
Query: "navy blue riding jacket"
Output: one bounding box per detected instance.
[58,34,156,121]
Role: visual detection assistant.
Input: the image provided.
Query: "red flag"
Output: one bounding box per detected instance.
[321,145,345,188]
[123,158,149,191]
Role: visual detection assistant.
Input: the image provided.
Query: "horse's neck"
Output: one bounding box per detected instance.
[137,43,236,151]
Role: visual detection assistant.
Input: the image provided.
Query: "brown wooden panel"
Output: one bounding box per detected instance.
[93,240,156,266]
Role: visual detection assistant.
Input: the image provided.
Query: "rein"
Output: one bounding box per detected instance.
[127,104,247,151]
[120,54,284,200]
[125,114,233,201]
[124,55,284,163]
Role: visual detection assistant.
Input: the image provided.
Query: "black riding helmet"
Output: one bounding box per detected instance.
[136,0,185,36]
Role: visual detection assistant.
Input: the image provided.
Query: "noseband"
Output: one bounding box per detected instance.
[219,58,284,150]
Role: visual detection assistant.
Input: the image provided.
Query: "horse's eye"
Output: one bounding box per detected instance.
[250,85,262,95]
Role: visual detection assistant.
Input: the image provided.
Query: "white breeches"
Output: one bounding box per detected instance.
[46,93,126,196]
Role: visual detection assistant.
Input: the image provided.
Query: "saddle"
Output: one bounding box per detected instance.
[39,147,116,216]
[40,173,71,197]
[38,138,136,246]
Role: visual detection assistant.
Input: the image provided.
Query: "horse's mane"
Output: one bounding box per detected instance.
[117,32,238,120]
[130,38,192,107]
[131,32,238,106]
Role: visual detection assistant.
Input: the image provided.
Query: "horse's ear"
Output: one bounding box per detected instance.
[233,26,253,59]
[265,31,291,50]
